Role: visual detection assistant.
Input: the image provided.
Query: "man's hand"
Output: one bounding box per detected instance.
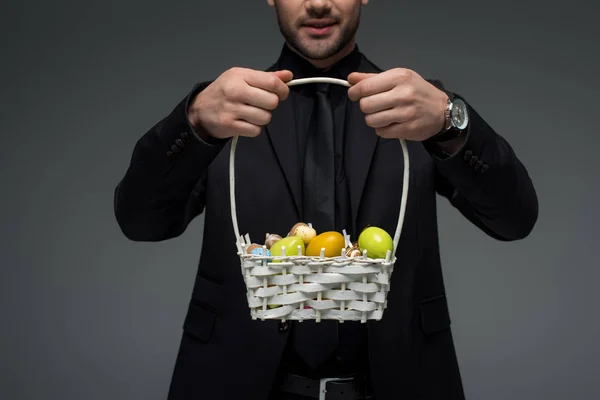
[347,68,448,141]
[188,68,293,139]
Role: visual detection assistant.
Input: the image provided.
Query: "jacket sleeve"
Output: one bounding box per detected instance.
[113,81,228,241]
[423,91,539,241]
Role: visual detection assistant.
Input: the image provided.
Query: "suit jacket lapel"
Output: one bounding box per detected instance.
[345,56,381,235]
[264,63,304,219]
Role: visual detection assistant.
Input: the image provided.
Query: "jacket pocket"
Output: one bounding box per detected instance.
[419,294,451,335]
[192,273,224,312]
[182,302,217,343]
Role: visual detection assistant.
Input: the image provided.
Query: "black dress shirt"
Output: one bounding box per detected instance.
[275,43,370,379]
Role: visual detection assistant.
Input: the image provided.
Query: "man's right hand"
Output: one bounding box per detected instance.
[188,68,293,140]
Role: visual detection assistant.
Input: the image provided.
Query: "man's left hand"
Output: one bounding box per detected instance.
[347,69,449,141]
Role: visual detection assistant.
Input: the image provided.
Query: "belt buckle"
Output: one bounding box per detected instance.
[319,377,354,400]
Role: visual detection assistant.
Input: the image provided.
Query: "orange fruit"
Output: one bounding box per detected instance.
[305,231,346,258]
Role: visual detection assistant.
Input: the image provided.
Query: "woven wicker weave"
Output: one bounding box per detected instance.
[229,78,410,323]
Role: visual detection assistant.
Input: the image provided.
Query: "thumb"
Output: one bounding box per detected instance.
[347,72,377,101]
[347,72,376,85]
[272,69,294,83]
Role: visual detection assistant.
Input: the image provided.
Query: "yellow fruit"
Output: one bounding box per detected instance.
[305,231,346,257]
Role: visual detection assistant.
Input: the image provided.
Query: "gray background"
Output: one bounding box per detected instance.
[1,0,598,399]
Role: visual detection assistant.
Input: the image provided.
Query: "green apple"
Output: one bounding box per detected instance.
[270,236,305,262]
[358,226,393,259]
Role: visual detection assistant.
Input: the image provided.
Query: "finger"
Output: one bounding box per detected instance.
[376,120,421,140]
[375,123,403,139]
[347,72,376,85]
[243,70,291,101]
[235,104,273,127]
[347,72,378,101]
[358,90,397,114]
[364,109,399,129]
[348,73,395,102]
[231,119,263,137]
[239,85,281,111]
[272,70,294,83]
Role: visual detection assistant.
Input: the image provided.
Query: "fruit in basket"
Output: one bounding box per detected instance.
[289,222,317,245]
[306,231,346,257]
[270,236,305,261]
[264,233,283,249]
[358,226,393,259]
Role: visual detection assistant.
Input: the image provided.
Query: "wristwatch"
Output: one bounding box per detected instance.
[428,93,469,142]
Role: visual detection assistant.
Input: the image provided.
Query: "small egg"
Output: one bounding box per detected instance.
[251,247,271,257]
[292,224,317,245]
[345,242,362,258]
[346,248,362,257]
[246,243,260,254]
[288,222,308,236]
[264,233,282,249]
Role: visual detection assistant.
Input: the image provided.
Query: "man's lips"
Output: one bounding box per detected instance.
[301,20,338,35]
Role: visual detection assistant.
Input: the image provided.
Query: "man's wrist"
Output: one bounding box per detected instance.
[425,91,459,142]
[185,82,228,147]
[423,91,471,158]
[186,100,210,140]
[426,92,470,145]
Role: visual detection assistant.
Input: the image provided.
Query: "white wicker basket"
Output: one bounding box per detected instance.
[229,77,410,323]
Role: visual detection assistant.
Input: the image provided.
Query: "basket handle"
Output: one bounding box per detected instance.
[229,77,410,256]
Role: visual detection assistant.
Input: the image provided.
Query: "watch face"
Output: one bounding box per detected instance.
[451,99,469,130]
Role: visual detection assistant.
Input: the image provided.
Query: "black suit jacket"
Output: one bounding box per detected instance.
[114,51,538,400]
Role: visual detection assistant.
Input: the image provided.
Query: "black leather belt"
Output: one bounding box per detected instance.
[279,373,374,400]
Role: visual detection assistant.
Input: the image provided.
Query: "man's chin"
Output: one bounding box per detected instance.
[295,40,341,60]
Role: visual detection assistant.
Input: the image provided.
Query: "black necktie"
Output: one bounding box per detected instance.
[293,82,338,370]
[302,83,335,232]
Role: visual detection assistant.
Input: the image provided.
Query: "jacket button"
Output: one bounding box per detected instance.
[167,150,174,158]
[171,144,180,153]
[181,131,189,140]
[480,164,489,174]
[175,138,185,148]
[474,160,483,171]
[469,156,478,166]
[279,321,289,332]
[463,150,473,161]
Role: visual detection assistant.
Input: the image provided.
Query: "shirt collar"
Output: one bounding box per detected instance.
[277,42,362,81]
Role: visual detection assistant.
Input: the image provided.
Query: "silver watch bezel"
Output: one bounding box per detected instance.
[450,98,469,130]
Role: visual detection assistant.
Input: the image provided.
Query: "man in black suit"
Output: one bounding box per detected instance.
[113,0,538,399]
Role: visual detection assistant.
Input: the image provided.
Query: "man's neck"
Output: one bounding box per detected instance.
[285,40,356,70]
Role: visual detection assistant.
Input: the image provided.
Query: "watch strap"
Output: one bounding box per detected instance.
[425,90,463,143]
[426,126,463,143]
